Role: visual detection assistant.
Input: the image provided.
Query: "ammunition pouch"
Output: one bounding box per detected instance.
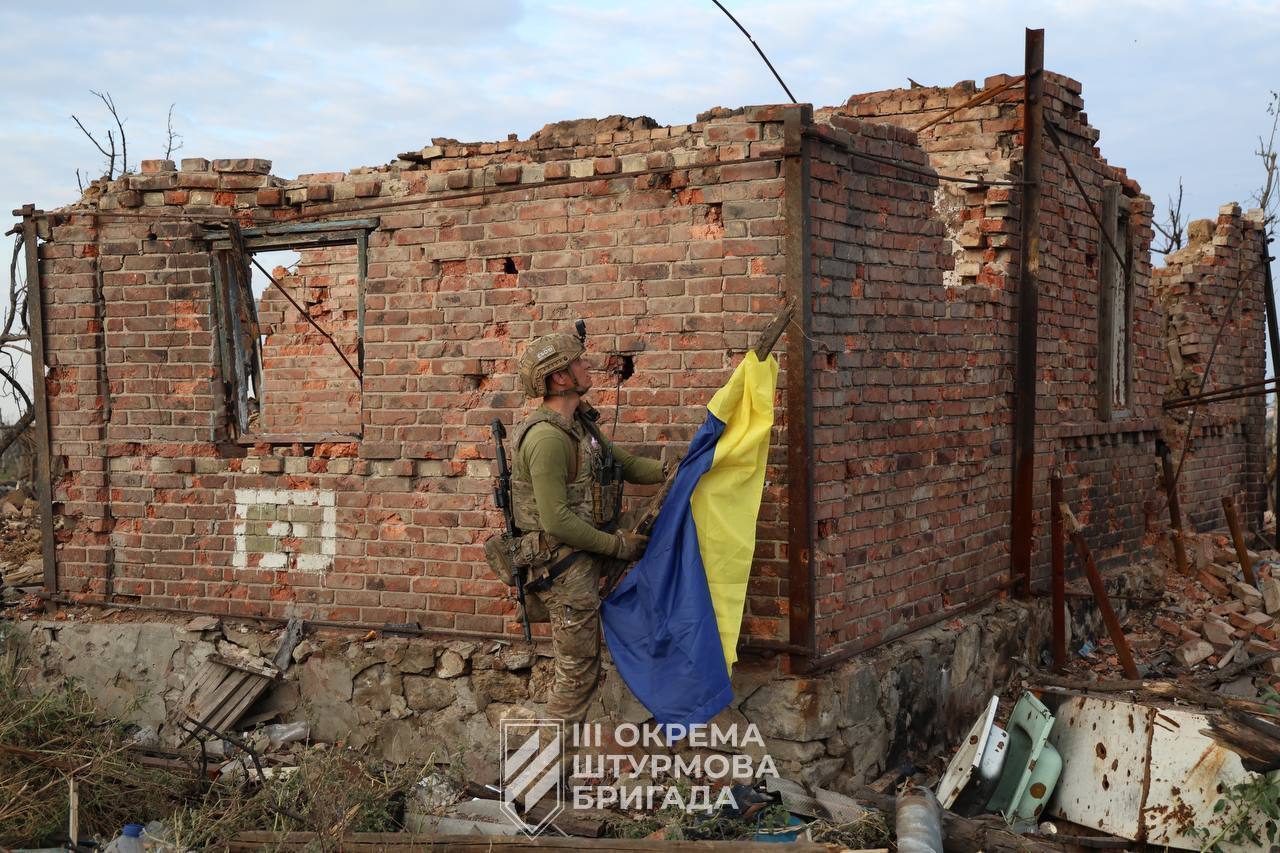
[483,534,520,587]
[483,531,578,590]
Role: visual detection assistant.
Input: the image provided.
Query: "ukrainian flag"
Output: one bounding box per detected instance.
[601,351,778,727]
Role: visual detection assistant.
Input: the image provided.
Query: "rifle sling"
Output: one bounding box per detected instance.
[527,548,588,593]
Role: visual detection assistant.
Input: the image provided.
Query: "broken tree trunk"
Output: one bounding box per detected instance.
[228,834,843,852]
[1204,709,1280,773]
[1031,669,1280,723]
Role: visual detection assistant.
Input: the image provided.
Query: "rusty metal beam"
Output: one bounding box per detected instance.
[20,207,57,609]
[1061,503,1140,680]
[1011,28,1044,598]
[1262,236,1279,550]
[1222,494,1257,587]
[1157,438,1190,576]
[914,74,1025,135]
[1051,468,1066,672]
[782,105,816,668]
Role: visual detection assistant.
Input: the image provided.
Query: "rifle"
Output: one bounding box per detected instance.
[491,418,531,642]
[574,320,627,531]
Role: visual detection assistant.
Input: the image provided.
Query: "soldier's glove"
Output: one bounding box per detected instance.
[612,531,650,562]
[661,447,686,478]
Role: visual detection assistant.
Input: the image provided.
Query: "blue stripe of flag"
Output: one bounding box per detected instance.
[601,409,733,728]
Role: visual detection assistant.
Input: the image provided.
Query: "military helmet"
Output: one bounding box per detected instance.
[518,333,585,398]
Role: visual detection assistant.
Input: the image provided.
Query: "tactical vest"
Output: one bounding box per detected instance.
[511,407,601,550]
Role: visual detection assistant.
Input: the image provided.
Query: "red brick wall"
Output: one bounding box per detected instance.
[1153,206,1268,532]
[804,116,992,654]
[39,115,802,643]
[34,78,1266,661]
[817,71,1166,639]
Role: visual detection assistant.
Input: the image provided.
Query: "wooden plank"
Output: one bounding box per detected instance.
[180,659,225,706]
[209,653,279,679]
[180,663,246,740]
[20,211,57,610]
[208,673,272,733]
[272,617,306,672]
[229,833,839,852]
[204,671,261,731]
[203,672,254,732]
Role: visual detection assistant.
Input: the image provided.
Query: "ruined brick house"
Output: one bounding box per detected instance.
[15,66,1267,781]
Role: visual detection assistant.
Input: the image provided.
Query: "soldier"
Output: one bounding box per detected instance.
[511,331,666,722]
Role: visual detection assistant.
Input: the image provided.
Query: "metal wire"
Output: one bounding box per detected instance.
[710,0,798,104]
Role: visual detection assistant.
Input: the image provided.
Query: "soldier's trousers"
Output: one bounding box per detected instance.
[527,553,602,722]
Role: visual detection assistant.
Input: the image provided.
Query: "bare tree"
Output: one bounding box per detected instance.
[0,234,33,458]
[1254,90,1279,234]
[164,103,183,160]
[71,90,128,181]
[1154,178,1186,254]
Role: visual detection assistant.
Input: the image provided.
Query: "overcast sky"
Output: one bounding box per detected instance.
[0,0,1276,418]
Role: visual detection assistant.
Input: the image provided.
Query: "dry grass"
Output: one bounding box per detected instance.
[0,622,193,846]
[0,623,427,850]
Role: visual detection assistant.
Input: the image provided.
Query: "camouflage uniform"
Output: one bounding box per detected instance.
[511,403,662,721]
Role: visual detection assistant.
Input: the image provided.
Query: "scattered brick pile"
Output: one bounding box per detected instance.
[1069,531,1280,694]
[1158,542,1280,677]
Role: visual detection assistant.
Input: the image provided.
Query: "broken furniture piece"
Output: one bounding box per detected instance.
[1048,694,1272,850]
[936,695,1009,816]
[936,691,1062,828]
[174,654,279,744]
[982,692,1061,826]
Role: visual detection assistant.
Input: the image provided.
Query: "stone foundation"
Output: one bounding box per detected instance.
[6,573,1156,794]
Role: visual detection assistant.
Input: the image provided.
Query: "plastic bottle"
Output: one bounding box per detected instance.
[104,823,145,853]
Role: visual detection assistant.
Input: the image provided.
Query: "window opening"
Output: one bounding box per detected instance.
[207,219,375,443]
[1097,183,1133,420]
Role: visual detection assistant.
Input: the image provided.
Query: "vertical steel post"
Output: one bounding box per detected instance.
[20,207,57,608]
[781,105,815,669]
[1011,29,1045,596]
[1157,438,1190,575]
[1222,495,1257,587]
[1050,468,1066,671]
[1261,236,1279,550]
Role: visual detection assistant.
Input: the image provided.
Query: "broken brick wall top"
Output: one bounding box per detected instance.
[820,72,1172,614]
[1154,205,1268,531]
[822,72,1264,602]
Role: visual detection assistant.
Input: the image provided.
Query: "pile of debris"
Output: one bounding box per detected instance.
[1151,535,1280,675]
[1061,530,1280,695]
[0,484,42,602]
[907,524,1280,852]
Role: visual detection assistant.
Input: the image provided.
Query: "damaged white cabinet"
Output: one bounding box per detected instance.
[1048,695,1272,851]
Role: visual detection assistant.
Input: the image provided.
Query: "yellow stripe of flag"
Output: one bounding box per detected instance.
[689,351,779,673]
